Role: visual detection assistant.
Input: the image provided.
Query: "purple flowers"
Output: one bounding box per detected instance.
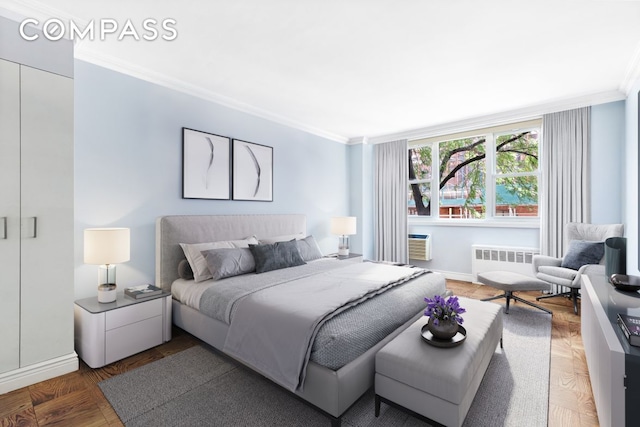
[424,295,466,326]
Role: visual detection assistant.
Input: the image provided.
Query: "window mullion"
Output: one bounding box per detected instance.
[486,133,495,219]
[432,141,439,218]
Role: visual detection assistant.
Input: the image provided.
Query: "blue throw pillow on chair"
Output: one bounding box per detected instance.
[561,240,605,271]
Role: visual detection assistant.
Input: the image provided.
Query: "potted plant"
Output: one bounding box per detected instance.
[424,295,466,340]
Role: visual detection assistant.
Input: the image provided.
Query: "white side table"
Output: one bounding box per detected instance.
[74,292,172,368]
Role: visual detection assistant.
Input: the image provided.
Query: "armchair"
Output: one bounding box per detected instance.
[533,223,624,314]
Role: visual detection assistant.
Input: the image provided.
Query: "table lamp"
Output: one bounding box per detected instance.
[331,216,357,257]
[84,227,130,303]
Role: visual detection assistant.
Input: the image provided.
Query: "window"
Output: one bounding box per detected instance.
[408,145,432,216]
[408,120,541,221]
[493,130,539,217]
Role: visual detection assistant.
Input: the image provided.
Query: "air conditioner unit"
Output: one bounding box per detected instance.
[408,234,431,261]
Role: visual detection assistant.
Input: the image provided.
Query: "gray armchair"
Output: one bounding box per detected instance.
[533,223,624,314]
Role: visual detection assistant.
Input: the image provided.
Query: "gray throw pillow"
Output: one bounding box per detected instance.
[296,235,323,262]
[177,259,194,280]
[561,240,604,271]
[202,248,256,280]
[249,240,306,274]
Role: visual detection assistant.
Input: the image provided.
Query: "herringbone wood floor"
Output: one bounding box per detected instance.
[0,280,598,426]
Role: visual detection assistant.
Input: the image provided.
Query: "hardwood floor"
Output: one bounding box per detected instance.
[0,280,598,426]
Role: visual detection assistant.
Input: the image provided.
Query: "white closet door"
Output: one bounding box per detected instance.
[0,59,21,374]
[19,65,74,367]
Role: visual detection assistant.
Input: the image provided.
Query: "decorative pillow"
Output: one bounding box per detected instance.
[180,236,259,282]
[249,240,306,274]
[296,235,323,262]
[561,240,605,271]
[177,259,194,280]
[202,248,256,280]
[258,232,305,244]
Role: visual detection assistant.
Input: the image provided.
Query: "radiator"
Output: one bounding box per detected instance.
[471,245,539,280]
[409,234,432,261]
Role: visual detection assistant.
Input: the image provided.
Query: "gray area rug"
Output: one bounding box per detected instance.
[99,304,551,426]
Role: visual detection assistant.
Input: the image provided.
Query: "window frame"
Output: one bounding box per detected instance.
[408,121,542,227]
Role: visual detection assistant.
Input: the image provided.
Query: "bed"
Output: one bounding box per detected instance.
[155,214,446,426]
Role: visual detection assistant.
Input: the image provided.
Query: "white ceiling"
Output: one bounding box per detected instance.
[3,0,640,142]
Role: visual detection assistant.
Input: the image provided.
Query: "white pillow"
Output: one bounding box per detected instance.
[180,236,258,282]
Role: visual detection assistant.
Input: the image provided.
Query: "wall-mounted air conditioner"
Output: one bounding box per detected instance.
[408,234,432,261]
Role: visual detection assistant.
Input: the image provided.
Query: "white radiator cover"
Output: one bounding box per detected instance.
[471,245,539,280]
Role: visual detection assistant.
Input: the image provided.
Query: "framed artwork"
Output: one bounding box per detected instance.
[182,128,231,200]
[232,139,273,201]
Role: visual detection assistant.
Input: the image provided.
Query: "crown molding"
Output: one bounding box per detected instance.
[347,136,368,145]
[365,90,626,145]
[75,47,350,144]
[621,40,640,95]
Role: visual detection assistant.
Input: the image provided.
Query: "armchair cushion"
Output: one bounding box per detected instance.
[561,240,604,271]
[538,266,579,281]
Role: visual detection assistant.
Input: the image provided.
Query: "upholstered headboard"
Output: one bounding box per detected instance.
[155,214,307,291]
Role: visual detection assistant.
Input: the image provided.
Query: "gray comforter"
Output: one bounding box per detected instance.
[222,262,429,391]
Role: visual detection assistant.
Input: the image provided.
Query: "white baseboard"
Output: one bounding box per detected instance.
[433,269,476,283]
[0,352,78,394]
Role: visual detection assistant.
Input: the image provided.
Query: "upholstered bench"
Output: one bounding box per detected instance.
[477,270,552,314]
[374,297,502,427]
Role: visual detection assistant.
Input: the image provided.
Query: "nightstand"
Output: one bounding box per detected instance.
[327,253,363,262]
[74,292,172,368]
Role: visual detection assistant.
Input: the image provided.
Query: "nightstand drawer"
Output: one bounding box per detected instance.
[105,298,162,330]
[105,315,163,364]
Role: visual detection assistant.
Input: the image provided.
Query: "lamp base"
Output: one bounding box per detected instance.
[338,247,350,257]
[98,284,117,303]
[338,235,350,257]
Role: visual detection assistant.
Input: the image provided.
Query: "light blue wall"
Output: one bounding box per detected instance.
[74,60,350,299]
[404,101,626,279]
[347,142,374,259]
[624,84,640,275]
[591,101,625,224]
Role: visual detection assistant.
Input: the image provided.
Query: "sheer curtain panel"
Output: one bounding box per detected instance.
[374,139,408,263]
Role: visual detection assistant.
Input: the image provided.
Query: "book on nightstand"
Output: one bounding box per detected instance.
[125,284,162,299]
[617,313,640,347]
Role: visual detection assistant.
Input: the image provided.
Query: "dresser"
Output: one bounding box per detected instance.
[581,273,640,427]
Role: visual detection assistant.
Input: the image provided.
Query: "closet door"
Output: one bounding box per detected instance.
[0,59,21,374]
[19,65,74,366]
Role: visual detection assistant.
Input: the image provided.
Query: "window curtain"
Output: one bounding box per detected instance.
[540,107,590,257]
[374,139,408,263]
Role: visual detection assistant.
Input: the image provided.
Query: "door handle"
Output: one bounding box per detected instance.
[21,217,37,238]
[1,217,6,239]
[30,217,37,238]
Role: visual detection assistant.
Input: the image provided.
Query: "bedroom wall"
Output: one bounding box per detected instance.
[405,101,625,280]
[624,81,640,276]
[74,60,351,299]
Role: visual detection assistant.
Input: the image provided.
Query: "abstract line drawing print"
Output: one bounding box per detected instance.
[233,139,273,201]
[182,128,230,200]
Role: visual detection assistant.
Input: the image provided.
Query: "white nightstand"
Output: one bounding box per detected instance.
[74,292,172,368]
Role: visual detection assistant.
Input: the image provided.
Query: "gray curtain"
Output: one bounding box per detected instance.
[374,139,408,263]
[540,107,590,257]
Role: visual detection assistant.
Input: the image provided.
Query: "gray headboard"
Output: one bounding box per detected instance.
[155,214,307,291]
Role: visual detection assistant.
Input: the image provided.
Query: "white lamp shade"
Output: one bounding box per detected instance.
[330,216,357,236]
[84,228,130,265]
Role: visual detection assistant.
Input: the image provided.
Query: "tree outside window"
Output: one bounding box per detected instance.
[408,126,540,219]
